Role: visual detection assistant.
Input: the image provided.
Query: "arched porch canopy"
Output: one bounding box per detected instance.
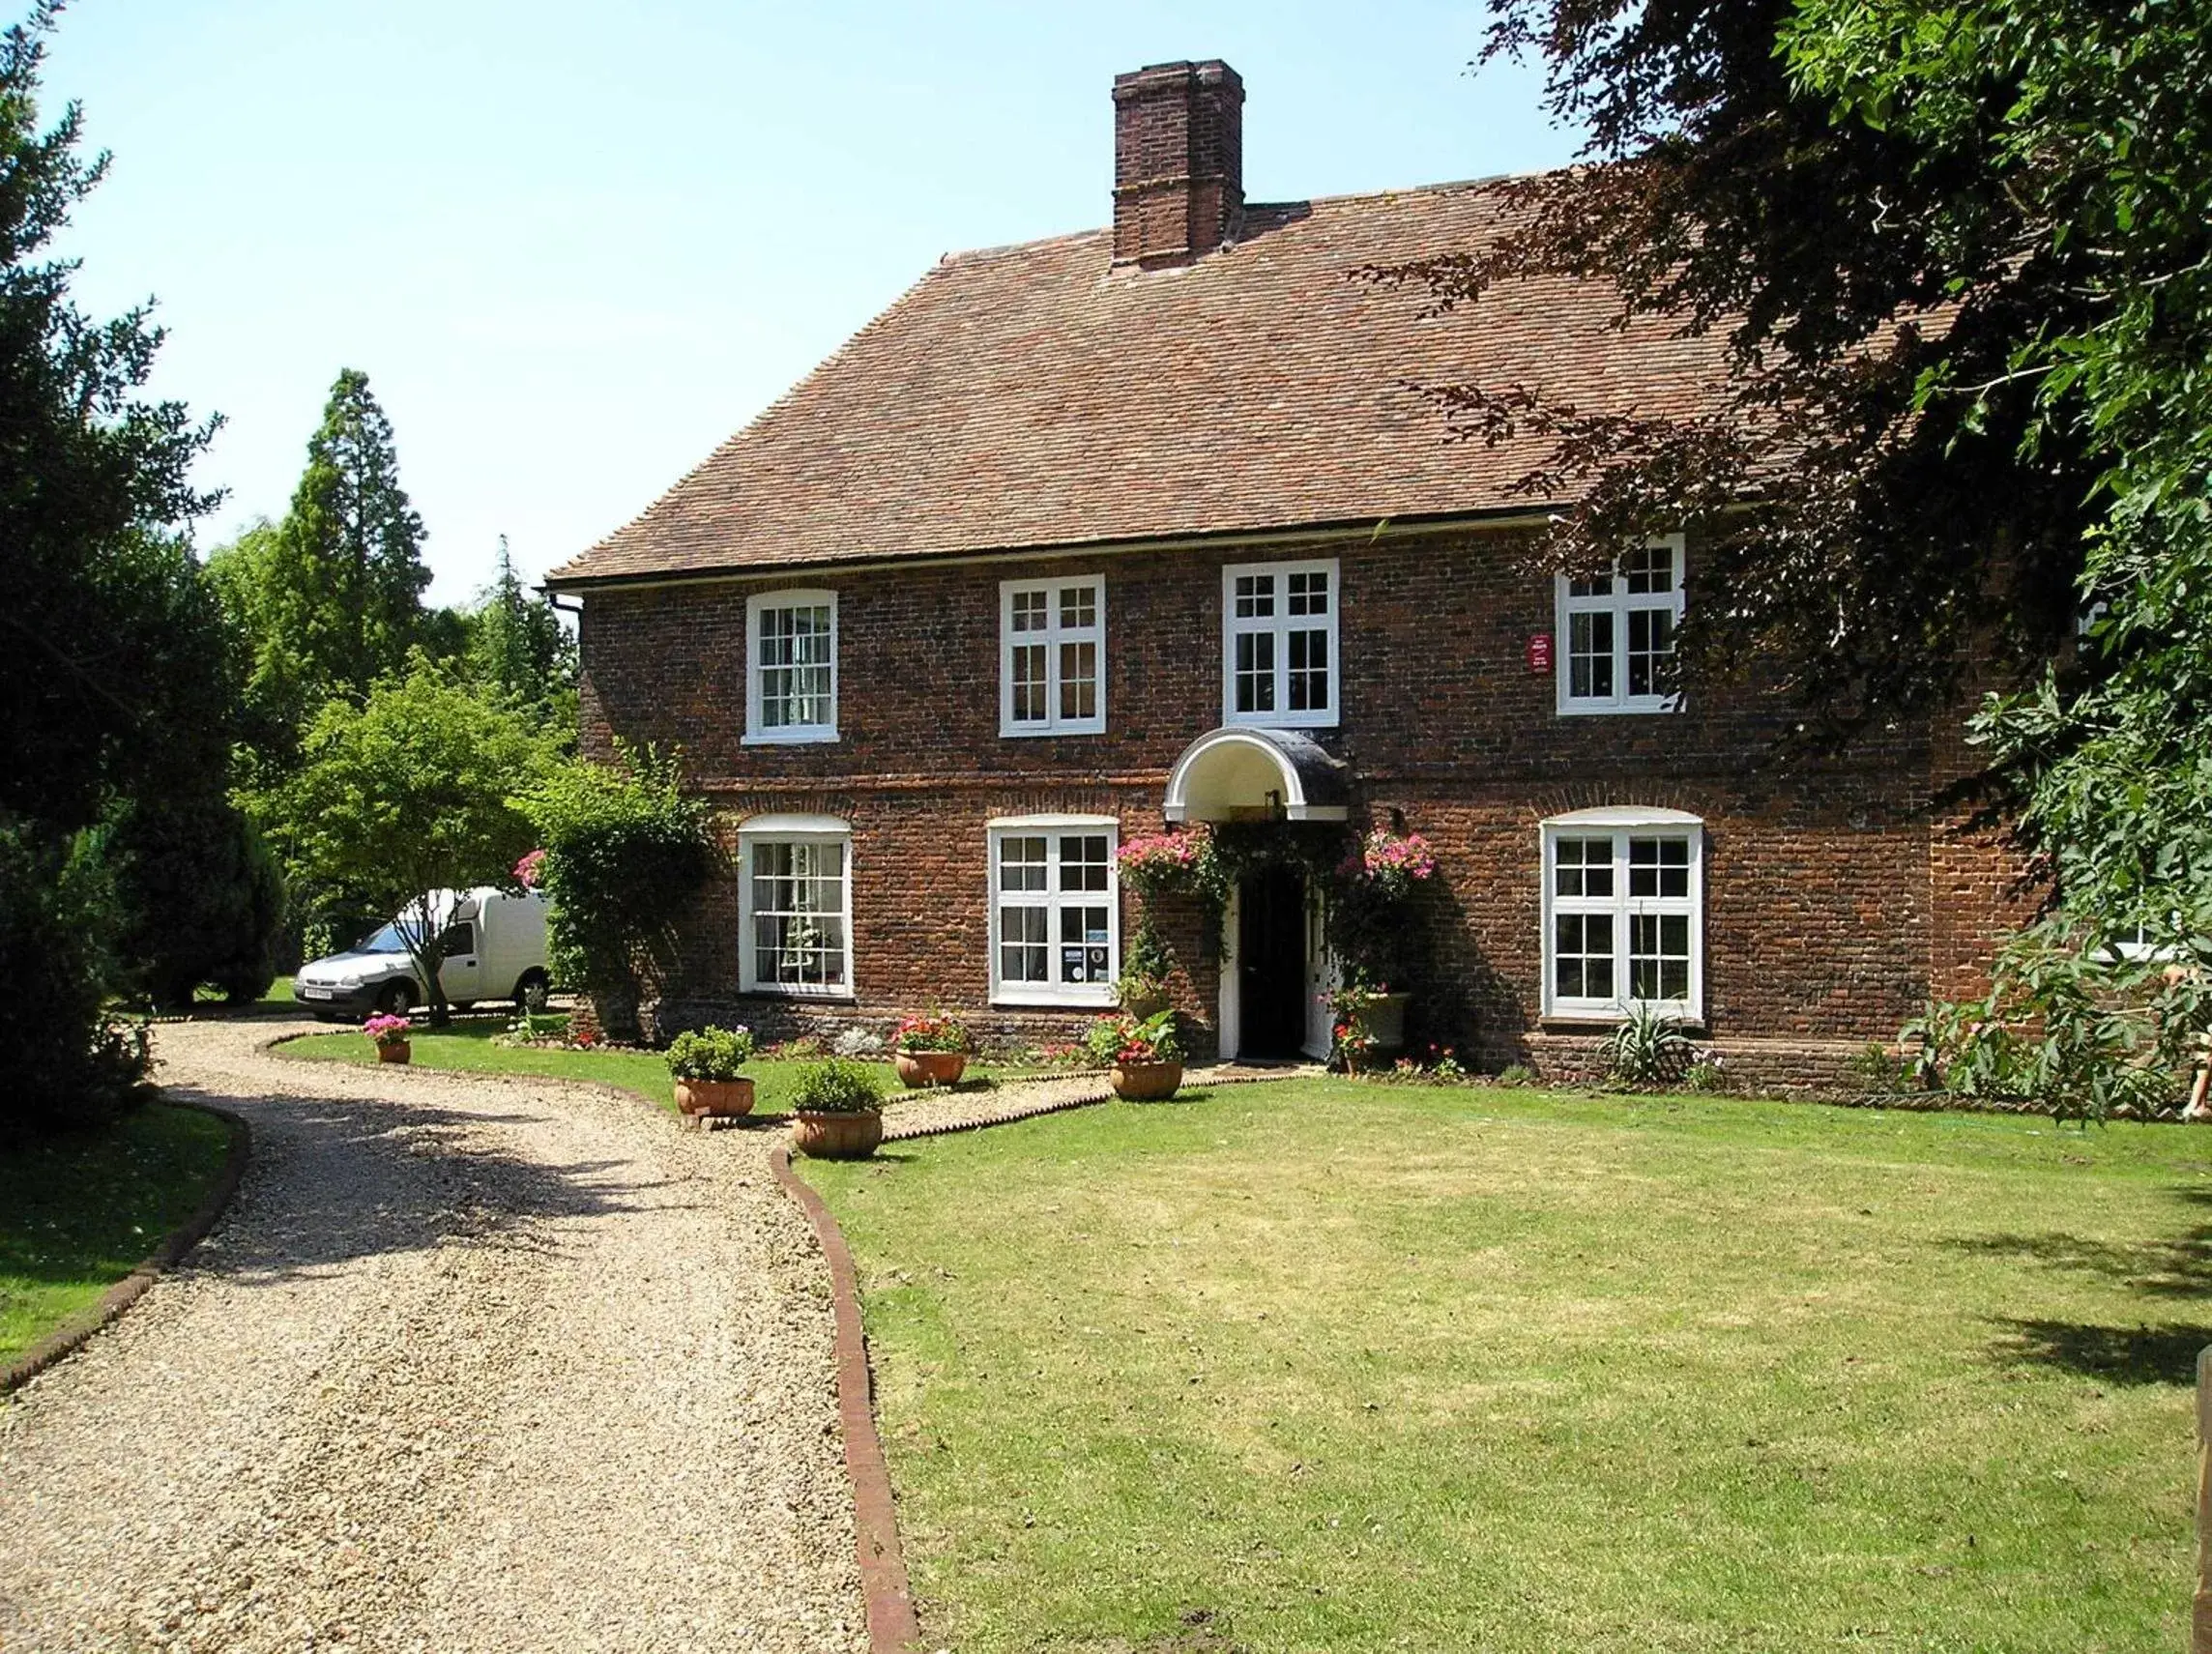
[1162,727,1351,824]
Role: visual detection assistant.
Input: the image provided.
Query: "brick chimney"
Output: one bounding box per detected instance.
[1112,60,1244,266]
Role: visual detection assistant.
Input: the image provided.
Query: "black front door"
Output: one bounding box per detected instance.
[1237,866,1307,1059]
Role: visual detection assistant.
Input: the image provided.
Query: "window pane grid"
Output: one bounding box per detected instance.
[1560,539,1682,711]
[1225,561,1338,727]
[1004,578,1104,733]
[757,602,833,730]
[1549,828,1697,1013]
[747,839,848,991]
[994,828,1116,1000]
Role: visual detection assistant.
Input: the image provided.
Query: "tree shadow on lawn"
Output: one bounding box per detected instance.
[160,1083,687,1286]
[1988,1318,2212,1386]
[1961,1188,2212,1384]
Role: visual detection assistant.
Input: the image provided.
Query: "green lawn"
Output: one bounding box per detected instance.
[801,1080,2207,1653]
[1,1103,236,1366]
[280,1019,1056,1116]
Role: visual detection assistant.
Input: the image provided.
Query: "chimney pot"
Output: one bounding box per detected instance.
[1112,59,1244,266]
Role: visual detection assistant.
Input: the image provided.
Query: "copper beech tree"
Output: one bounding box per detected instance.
[1386,0,2212,1113]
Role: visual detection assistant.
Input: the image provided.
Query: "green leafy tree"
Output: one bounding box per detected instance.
[0,6,222,1132]
[519,745,716,1042]
[1404,0,2212,1112]
[467,535,575,716]
[272,658,555,1026]
[228,369,430,743]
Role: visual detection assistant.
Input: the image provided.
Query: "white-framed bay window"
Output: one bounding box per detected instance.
[1540,806,1705,1021]
[1222,558,1339,728]
[744,590,838,743]
[1000,574,1105,737]
[987,816,1119,1007]
[738,814,853,996]
[1557,534,1685,715]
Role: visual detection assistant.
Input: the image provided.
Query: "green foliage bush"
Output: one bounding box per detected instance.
[665,1025,754,1081]
[519,744,716,1040]
[790,1059,886,1115]
[0,824,154,1140]
[104,795,284,1009]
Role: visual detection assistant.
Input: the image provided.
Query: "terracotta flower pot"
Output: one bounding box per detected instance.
[791,1108,885,1160]
[376,1041,411,1064]
[1110,1059,1183,1101]
[674,1077,756,1117]
[895,1051,967,1088]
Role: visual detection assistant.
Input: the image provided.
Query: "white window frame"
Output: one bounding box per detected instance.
[999,574,1107,737]
[1221,557,1340,730]
[743,589,839,744]
[1539,806,1705,1022]
[986,815,1121,1009]
[1556,534,1686,716]
[737,814,855,998]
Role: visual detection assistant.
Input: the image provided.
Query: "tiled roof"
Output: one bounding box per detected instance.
[548,178,1728,586]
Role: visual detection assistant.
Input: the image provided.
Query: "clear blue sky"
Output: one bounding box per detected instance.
[46,2,1581,603]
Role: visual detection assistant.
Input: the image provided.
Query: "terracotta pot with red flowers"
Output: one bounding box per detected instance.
[1086,1010,1185,1101]
[666,1026,757,1117]
[892,1012,970,1088]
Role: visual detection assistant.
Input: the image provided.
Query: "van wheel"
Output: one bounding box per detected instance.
[513,970,551,1013]
[375,980,415,1017]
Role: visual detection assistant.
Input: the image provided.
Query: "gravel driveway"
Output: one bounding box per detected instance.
[0,1018,866,1654]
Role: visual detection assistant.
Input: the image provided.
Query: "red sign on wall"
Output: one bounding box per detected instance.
[1526,632,1555,674]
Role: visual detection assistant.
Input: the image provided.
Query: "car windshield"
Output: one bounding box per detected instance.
[355,921,424,954]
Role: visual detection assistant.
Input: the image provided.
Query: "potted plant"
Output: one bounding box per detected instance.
[364,1013,412,1064]
[1086,1009,1184,1101]
[893,1012,970,1088]
[1333,827,1439,1051]
[666,1025,757,1117]
[789,1058,888,1159]
[1115,912,1174,1019]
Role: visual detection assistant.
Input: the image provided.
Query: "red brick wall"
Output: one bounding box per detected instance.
[578,524,2023,1068]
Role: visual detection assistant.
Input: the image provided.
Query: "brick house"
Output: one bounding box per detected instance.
[546,59,2017,1086]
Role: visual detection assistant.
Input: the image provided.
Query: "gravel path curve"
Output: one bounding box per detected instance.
[0,1018,865,1654]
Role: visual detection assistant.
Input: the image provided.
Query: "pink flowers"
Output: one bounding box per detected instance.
[1117,828,1209,894]
[1343,827,1438,901]
[364,1014,411,1048]
[513,848,547,889]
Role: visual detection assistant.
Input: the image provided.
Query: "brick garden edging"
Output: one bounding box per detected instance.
[768,1141,923,1654]
[1,1097,251,1397]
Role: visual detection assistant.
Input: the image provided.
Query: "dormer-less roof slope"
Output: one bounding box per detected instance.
[548,178,1728,587]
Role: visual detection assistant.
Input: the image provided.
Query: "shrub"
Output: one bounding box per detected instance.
[667,1025,754,1080]
[105,794,285,1010]
[0,822,155,1138]
[1085,1010,1181,1066]
[790,1058,886,1115]
[1494,1062,1537,1088]
[1682,1054,1730,1093]
[1848,1041,1911,1091]
[1600,1004,1696,1087]
[893,1012,969,1054]
[519,744,717,1041]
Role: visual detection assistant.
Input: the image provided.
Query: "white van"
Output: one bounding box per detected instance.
[294,887,553,1021]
